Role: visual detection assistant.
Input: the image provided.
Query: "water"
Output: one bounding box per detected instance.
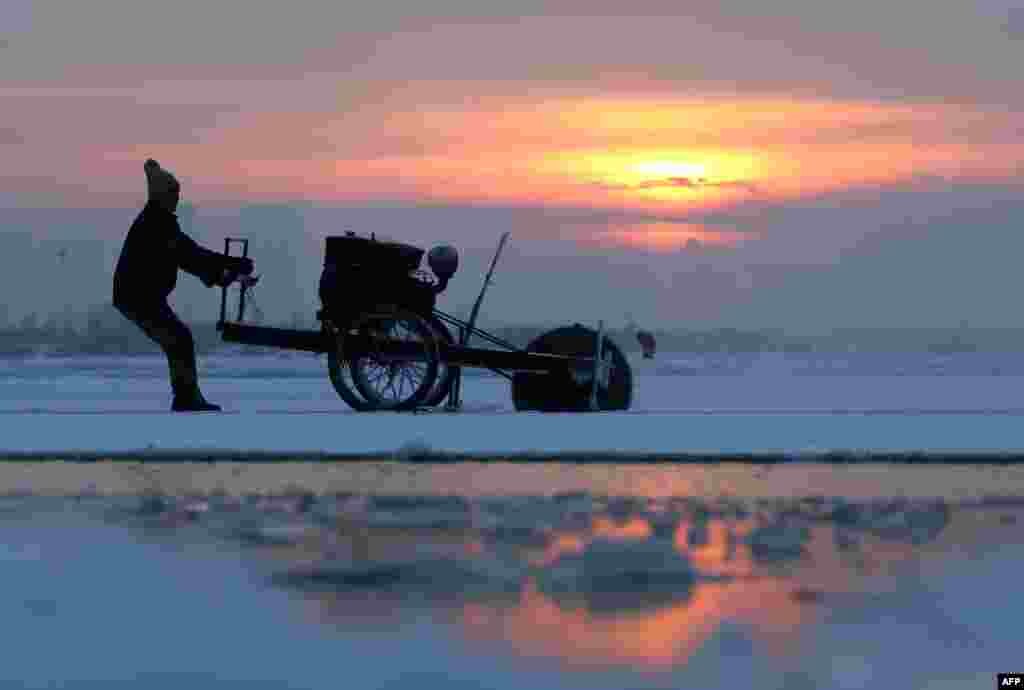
[0,351,1021,687]
[0,492,1019,689]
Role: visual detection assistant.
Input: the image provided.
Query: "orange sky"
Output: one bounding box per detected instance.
[75,92,1016,255]
[4,2,1024,260]
[117,95,1023,212]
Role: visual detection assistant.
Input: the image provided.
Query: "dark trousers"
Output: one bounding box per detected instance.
[115,300,200,399]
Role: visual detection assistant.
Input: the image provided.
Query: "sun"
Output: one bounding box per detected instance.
[569,153,712,189]
[630,160,709,181]
[535,149,761,208]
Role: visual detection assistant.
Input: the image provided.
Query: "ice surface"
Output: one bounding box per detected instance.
[3,494,1020,690]
[3,351,1024,454]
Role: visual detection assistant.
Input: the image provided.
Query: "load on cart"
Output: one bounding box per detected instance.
[217,231,633,413]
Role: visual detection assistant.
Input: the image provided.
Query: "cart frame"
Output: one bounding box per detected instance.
[214,234,624,412]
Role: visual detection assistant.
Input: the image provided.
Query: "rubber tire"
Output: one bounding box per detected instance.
[422,315,456,407]
[326,314,451,411]
[326,326,375,411]
[347,310,440,411]
[512,324,633,412]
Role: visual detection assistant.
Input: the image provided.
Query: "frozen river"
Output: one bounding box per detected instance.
[2,491,1021,689]
[2,351,1023,688]
[4,350,1024,455]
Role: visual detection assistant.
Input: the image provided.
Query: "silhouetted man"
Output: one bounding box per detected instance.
[636,329,656,359]
[113,159,254,412]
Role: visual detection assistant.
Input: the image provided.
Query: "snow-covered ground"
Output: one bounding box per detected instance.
[4,351,1024,455]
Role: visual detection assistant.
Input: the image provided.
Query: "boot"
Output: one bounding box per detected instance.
[168,354,221,412]
[171,394,222,412]
[171,384,222,412]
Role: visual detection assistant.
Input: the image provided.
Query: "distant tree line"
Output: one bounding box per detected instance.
[4,306,1024,356]
[0,304,215,357]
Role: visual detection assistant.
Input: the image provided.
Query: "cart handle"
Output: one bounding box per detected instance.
[217,237,249,328]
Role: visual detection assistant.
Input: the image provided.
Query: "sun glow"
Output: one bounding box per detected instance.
[590,223,753,252]
[97,92,1024,234]
[631,160,709,180]
[540,150,763,205]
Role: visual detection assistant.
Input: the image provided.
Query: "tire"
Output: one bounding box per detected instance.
[325,324,375,411]
[347,309,440,411]
[511,324,633,412]
[422,315,456,407]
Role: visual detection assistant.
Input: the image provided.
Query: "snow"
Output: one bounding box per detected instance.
[3,351,1024,455]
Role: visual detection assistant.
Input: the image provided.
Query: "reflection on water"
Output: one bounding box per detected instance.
[4,489,1019,689]
[96,489,1022,687]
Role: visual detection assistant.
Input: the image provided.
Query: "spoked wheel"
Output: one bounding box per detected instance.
[346,309,440,411]
[422,315,456,408]
[325,322,375,411]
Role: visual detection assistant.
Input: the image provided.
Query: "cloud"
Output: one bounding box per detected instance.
[7,3,1023,108]
[4,5,1022,210]
[629,178,759,193]
[312,11,1024,107]
[0,128,22,146]
[585,221,753,253]
[1004,8,1024,38]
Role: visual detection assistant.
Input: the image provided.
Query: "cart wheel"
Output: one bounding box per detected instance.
[422,315,456,407]
[325,324,376,411]
[512,324,633,412]
[347,309,440,411]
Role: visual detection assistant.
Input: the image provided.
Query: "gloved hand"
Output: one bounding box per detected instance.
[227,256,255,276]
[215,257,256,287]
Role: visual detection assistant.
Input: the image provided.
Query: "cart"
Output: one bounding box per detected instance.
[215,232,633,413]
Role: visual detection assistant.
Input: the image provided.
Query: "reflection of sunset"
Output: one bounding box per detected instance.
[237,496,1020,674]
[455,508,960,670]
[460,518,811,670]
[464,581,738,670]
[462,577,811,670]
[590,516,653,541]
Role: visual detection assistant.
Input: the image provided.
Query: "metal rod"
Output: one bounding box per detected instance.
[218,238,229,328]
[446,232,509,409]
[219,322,595,372]
[487,368,514,381]
[590,320,605,411]
[464,327,522,352]
[237,239,249,323]
[461,231,510,347]
[220,323,328,353]
[433,309,523,352]
[445,323,465,410]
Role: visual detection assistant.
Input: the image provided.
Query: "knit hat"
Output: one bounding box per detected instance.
[144,158,180,204]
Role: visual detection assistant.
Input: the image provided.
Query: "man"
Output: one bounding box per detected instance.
[636,329,656,359]
[113,159,254,412]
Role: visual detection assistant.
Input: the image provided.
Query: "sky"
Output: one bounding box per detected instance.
[2,1,1023,330]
